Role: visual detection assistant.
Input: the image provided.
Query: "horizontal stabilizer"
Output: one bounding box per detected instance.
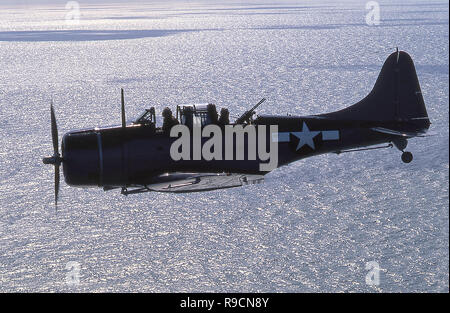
[371,127,432,137]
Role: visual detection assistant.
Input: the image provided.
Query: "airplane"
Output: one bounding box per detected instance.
[43,50,430,205]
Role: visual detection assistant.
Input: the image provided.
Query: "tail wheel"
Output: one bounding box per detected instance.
[401,151,413,163]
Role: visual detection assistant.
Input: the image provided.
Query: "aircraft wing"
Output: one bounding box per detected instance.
[120,173,264,194]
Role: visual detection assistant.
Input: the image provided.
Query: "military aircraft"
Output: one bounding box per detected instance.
[43,50,430,204]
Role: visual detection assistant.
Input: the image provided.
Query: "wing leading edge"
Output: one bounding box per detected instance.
[120,173,264,195]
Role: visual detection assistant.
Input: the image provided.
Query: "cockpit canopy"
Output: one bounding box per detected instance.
[134,107,156,125]
[177,104,215,128]
[133,103,221,131]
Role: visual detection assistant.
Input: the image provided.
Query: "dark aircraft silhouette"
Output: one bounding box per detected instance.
[43,50,430,204]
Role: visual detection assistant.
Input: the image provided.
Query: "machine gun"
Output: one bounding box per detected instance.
[235,98,266,124]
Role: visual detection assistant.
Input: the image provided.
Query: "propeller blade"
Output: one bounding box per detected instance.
[50,101,59,155]
[45,100,62,208]
[55,164,60,207]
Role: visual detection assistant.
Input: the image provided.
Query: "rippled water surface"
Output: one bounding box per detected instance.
[0,0,448,292]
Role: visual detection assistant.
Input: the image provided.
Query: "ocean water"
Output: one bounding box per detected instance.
[0,0,448,292]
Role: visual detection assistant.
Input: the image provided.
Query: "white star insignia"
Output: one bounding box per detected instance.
[291,122,320,150]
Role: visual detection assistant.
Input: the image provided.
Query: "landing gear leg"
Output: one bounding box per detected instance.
[392,138,413,163]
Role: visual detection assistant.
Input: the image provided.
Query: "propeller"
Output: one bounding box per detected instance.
[42,101,63,207]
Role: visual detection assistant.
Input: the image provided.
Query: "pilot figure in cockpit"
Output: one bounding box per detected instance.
[218,107,230,125]
[162,107,179,134]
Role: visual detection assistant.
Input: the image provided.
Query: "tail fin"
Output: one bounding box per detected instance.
[322,50,430,129]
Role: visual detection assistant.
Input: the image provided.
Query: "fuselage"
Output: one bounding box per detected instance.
[61,114,427,188]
